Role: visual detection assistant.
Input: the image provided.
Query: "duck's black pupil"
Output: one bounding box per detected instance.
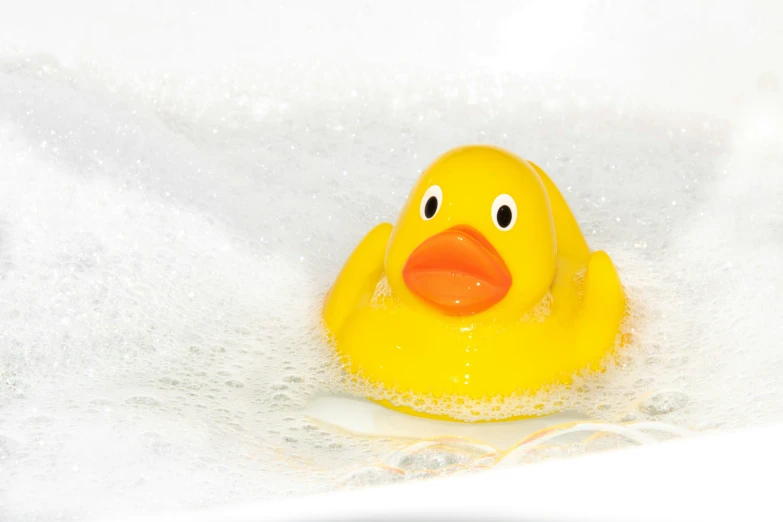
[424,196,438,218]
[496,205,513,228]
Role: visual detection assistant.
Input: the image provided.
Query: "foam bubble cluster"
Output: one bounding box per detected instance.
[1,7,783,520]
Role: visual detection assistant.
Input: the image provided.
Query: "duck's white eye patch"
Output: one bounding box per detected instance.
[492,194,517,230]
[420,185,442,220]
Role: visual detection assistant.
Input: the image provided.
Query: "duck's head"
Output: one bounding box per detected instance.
[385,146,557,319]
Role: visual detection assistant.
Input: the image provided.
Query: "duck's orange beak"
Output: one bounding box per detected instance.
[402,226,512,316]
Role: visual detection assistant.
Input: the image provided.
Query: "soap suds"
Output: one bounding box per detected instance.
[2,1,783,520]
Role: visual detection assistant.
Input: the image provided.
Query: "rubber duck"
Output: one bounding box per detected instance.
[322,145,625,421]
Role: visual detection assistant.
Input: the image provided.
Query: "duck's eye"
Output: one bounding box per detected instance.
[491,194,517,230]
[420,185,442,221]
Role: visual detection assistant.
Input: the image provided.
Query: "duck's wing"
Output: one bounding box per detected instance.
[574,250,626,364]
[322,223,393,335]
[527,161,590,262]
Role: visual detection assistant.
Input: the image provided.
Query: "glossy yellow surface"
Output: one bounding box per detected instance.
[322,145,625,420]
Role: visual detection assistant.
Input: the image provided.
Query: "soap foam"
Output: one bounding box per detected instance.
[2,2,783,520]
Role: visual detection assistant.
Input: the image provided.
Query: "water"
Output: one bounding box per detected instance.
[1,1,783,521]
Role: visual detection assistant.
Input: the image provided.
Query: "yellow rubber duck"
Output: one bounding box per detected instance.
[323,145,626,421]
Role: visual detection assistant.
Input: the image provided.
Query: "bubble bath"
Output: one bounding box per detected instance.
[1,1,783,521]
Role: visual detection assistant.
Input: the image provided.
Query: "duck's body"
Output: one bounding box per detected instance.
[323,146,625,421]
